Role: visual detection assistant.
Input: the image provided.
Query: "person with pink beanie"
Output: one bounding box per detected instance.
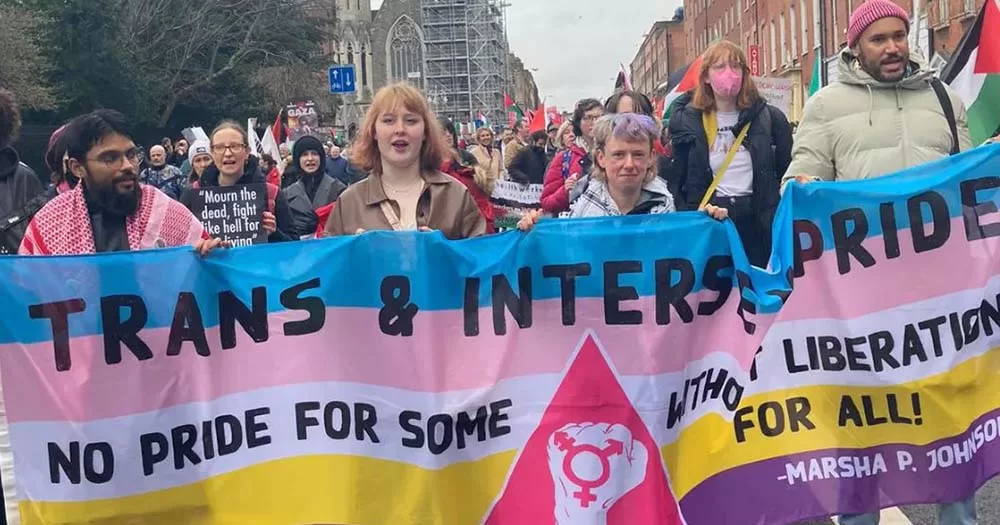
[793,4,979,525]
[781,0,973,191]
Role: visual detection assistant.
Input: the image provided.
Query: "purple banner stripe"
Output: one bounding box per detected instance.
[678,407,1000,525]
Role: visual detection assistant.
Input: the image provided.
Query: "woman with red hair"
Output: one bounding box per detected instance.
[322,83,485,239]
[667,40,792,267]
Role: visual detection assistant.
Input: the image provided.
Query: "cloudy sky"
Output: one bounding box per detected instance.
[372,0,683,110]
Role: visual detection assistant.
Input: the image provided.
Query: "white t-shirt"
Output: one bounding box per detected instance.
[708,111,754,197]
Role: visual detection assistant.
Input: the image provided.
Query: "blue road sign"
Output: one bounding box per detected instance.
[328,65,357,94]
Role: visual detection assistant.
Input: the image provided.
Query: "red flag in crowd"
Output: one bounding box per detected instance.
[528,103,546,133]
[546,105,562,127]
[271,109,286,144]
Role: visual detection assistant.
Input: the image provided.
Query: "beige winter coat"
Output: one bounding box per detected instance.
[782,48,972,187]
[469,145,503,182]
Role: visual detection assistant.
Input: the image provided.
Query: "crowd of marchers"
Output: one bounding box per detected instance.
[0,0,997,522]
[0,0,996,263]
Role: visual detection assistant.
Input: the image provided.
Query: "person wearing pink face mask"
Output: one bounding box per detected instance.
[667,40,792,267]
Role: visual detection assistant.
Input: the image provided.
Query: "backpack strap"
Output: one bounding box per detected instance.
[930,78,960,155]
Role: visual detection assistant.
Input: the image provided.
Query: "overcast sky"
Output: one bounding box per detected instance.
[372,0,683,110]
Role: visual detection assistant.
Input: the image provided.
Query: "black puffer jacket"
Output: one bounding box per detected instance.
[0,146,45,252]
[508,145,549,185]
[179,155,294,242]
[667,92,792,232]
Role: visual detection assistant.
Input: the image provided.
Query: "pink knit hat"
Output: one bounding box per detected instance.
[847,0,910,47]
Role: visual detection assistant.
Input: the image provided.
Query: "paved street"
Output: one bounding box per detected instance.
[795,478,1000,525]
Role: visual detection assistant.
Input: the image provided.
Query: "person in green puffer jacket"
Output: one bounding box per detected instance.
[782,0,973,190]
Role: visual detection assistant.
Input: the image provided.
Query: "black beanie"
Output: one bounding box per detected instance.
[292,135,326,175]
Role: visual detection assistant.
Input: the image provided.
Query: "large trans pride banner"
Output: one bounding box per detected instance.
[0,146,997,524]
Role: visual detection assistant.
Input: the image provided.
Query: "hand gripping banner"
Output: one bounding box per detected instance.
[0,145,998,524]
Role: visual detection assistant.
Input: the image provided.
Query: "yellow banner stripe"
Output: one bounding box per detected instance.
[20,452,516,525]
[662,348,1000,499]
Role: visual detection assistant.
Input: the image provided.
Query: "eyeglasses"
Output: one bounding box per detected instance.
[211,144,247,154]
[582,114,603,123]
[88,147,142,169]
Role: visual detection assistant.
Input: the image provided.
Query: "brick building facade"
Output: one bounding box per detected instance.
[680,0,985,122]
[630,20,687,97]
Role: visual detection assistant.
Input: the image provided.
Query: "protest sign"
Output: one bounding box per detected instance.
[186,184,268,246]
[1,145,999,524]
[286,101,319,141]
[490,180,542,230]
[754,76,794,117]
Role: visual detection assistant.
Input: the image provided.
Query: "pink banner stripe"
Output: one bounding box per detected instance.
[781,216,999,322]
[1,294,761,423]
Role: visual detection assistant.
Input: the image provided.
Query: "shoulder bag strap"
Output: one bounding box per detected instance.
[699,123,751,209]
[379,201,405,231]
[930,78,960,155]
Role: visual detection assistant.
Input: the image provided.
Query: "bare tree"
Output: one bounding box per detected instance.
[0,4,58,109]
[116,0,333,127]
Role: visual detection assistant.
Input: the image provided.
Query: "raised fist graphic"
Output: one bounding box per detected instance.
[547,422,648,525]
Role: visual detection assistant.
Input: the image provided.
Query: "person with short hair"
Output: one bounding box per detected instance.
[20,109,223,256]
[170,139,189,168]
[783,0,972,188]
[518,113,726,229]
[140,144,186,200]
[504,120,530,168]
[0,89,45,254]
[323,83,485,238]
[508,130,550,186]
[501,127,515,146]
[794,5,976,523]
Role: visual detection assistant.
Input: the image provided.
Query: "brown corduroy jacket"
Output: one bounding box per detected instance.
[322,170,486,240]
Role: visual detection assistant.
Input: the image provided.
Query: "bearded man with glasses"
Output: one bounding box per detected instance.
[20,109,223,256]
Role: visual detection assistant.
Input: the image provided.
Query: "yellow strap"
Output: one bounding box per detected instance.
[699,116,750,209]
[703,112,719,148]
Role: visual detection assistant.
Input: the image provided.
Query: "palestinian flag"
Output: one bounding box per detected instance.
[504,94,523,127]
[941,0,1000,145]
[662,56,703,123]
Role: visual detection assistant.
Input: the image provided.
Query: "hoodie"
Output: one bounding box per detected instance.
[283,136,346,238]
[179,155,294,242]
[782,48,973,186]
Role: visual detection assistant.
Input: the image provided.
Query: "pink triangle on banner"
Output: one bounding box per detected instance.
[482,333,684,525]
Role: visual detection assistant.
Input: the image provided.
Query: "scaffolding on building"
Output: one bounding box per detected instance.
[420,0,508,126]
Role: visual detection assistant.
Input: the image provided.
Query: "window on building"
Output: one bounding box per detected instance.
[790,4,798,58]
[831,0,840,51]
[780,12,787,65]
[361,45,369,89]
[812,0,821,48]
[770,20,777,72]
[801,0,810,55]
[387,16,424,88]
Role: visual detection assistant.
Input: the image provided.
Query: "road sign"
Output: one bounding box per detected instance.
[328,65,357,94]
[749,45,761,76]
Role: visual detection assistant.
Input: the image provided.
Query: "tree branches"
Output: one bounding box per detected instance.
[0,4,58,109]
